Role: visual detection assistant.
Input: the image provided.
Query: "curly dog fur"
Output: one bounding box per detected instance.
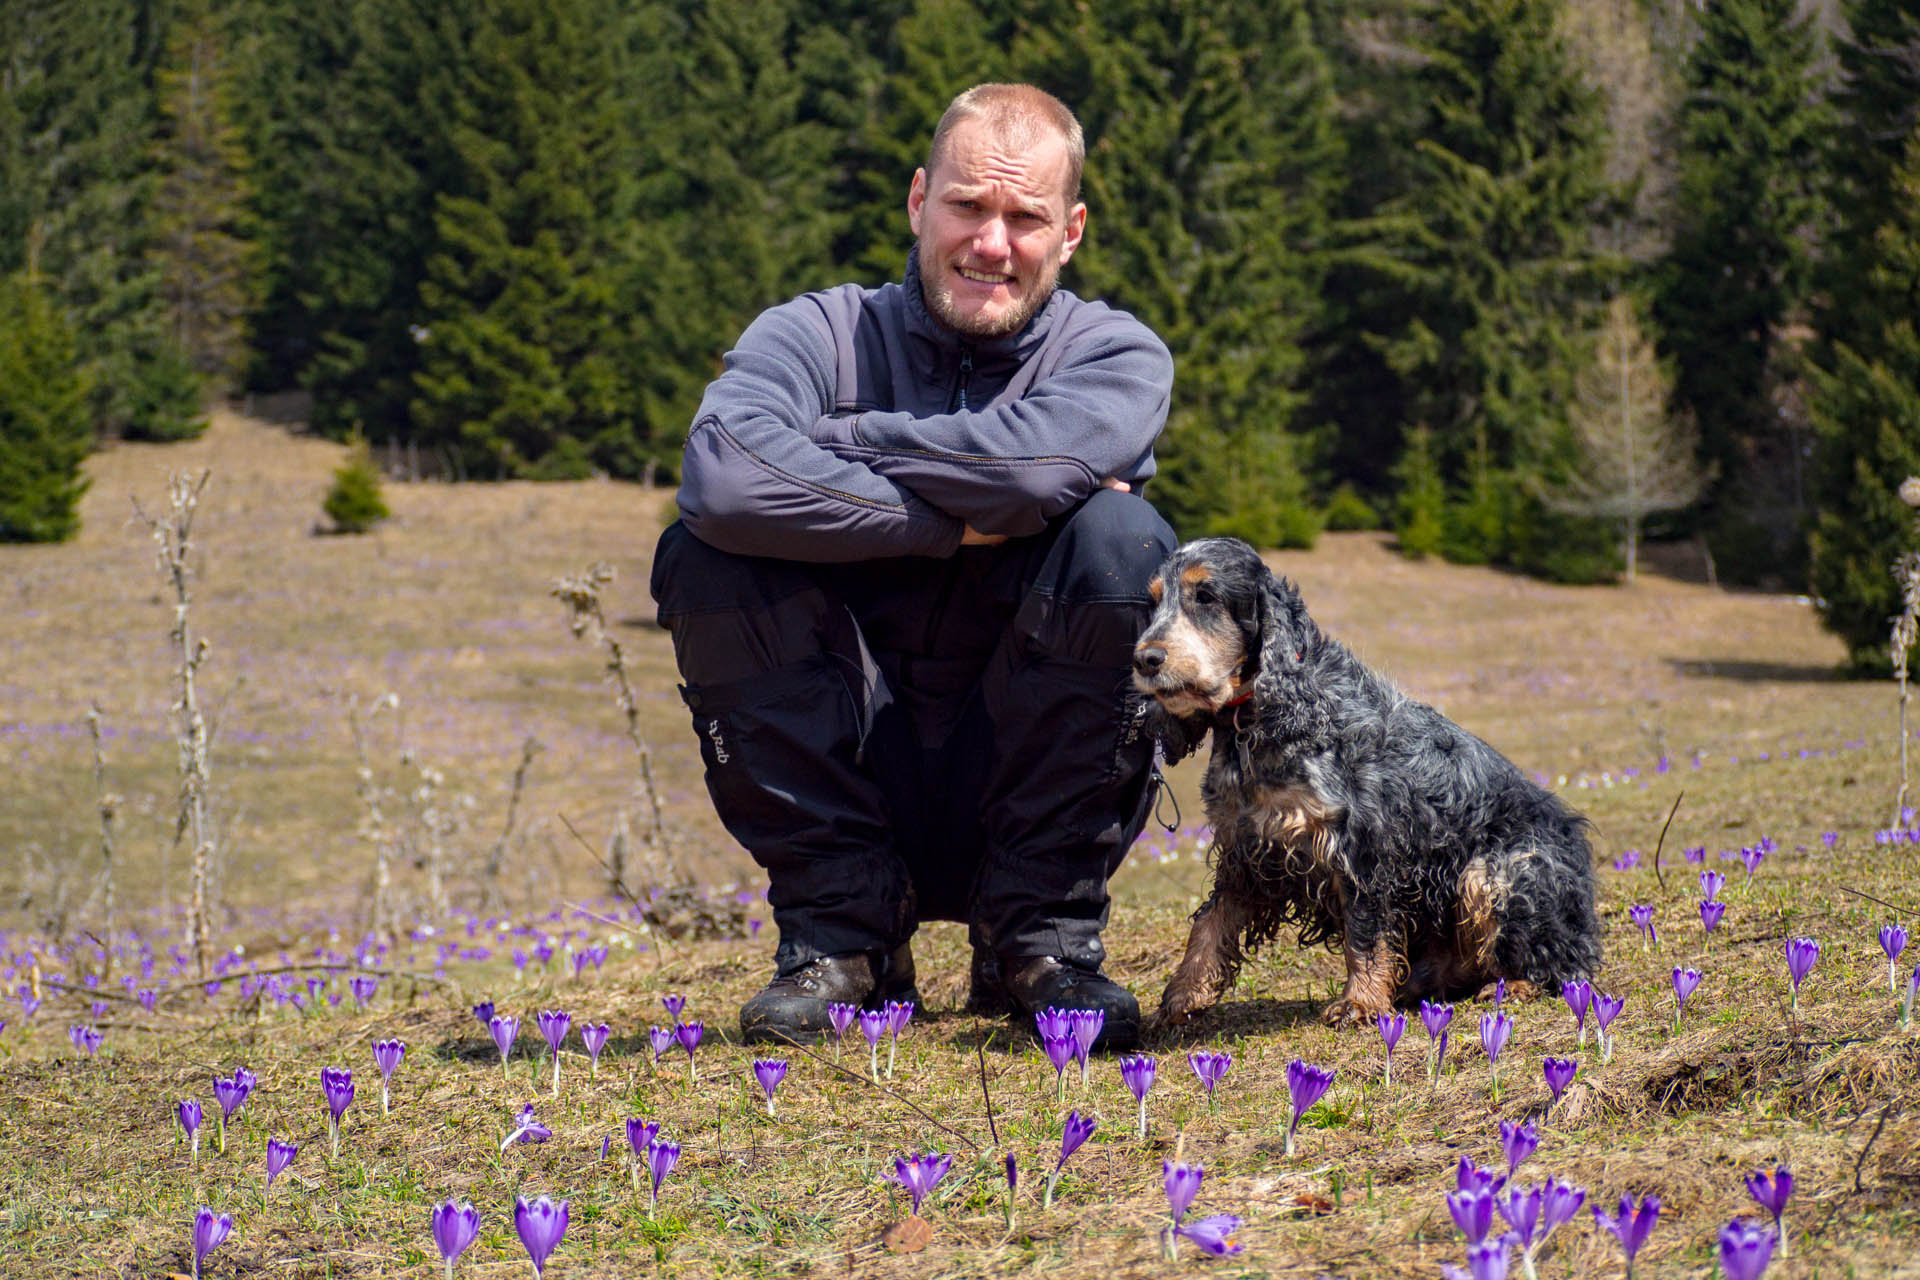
[1131,537,1601,1028]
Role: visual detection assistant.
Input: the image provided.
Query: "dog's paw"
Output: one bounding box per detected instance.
[1154,981,1213,1030]
[1321,995,1392,1028]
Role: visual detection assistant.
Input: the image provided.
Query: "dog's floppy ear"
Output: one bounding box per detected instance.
[1251,569,1327,741]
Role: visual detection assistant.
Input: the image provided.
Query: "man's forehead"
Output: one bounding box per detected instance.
[929,120,1073,207]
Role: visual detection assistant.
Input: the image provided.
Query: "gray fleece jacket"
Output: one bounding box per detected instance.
[676,248,1172,562]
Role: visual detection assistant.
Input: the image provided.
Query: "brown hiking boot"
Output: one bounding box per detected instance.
[739,953,879,1045]
[1001,954,1141,1051]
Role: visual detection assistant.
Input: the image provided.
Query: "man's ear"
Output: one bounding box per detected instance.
[907,168,928,237]
[1059,201,1086,265]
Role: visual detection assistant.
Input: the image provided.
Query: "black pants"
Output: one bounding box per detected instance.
[649,489,1176,975]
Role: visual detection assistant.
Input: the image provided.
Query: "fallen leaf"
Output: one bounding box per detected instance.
[1292,1193,1336,1214]
[881,1215,933,1253]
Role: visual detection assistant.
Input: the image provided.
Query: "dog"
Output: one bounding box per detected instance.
[1130,537,1601,1028]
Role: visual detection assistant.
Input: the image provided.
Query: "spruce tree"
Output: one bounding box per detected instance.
[322,434,390,534]
[1656,0,1834,583]
[150,0,263,392]
[1808,125,1920,668]
[408,0,644,478]
[1378,0,1616,568]
[0,0,202,440]
[0,272,92,542]
[1023,0,1340,545]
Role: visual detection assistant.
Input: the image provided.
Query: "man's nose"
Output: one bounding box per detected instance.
[973,217,1009,258]
[1133,644,1167,677]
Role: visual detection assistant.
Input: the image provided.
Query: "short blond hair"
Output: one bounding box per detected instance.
[926,83,1085,205]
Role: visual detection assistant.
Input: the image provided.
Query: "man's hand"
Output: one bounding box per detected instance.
[961,524,1009,547]
[1102,476,1131,493]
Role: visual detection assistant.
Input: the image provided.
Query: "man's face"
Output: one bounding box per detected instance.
[908,120,1086,340]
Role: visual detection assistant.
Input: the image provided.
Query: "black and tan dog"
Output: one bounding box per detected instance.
[1131,537,1600,1028]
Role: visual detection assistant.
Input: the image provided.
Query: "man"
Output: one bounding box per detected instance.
[650,84,1175,1049]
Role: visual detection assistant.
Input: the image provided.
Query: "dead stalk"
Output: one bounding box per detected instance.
[482,736,543,910]
[348,693,398,943]
[551,563,682,889]
[134,470,216,983]
[86,703,120,966]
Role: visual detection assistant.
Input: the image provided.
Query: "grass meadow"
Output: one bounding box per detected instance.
[1,413,1917,1278]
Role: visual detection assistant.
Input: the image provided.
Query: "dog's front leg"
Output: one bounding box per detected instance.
[1323,900,1407,1027]
[1153,889,1253,1029]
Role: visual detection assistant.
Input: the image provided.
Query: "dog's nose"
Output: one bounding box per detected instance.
[1133,644,1167,677]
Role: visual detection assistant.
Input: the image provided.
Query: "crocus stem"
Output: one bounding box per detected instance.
[765,1096,775,1118]
[1055,1071,1065,1104]
[1521,1248,1540,1280]
[1163,1224,1178,1263]
[444,1257,455,1280]
[216,1114,226,1155]
[190,1134,199,1168]
[1079,1058,1089,1089]
[649,1189,658,1222]
[1136,1099,1147,1141]
[630,1162,640,1195]
[869,1044,879,1085]
[1284,1123,1297,1158]
[686,1055,697,1085]
[1383,1058,1391,1089]
[382,1085,391,1116]
[552,1054,561,1096]
[1779,1215,1789,1260]
[887,1037,897,1081]
[1490,1065,1500,1103]
[1044,1168,1060,1209]
[329,1117,339,1161]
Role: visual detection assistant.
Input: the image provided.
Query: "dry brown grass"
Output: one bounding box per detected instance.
[1,413,1917,1278]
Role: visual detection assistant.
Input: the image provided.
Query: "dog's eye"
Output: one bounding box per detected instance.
[1192,583,1217,607]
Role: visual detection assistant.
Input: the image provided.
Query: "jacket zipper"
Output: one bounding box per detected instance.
[952,346,973,412]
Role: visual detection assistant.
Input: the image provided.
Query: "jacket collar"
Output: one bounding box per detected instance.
[901,245,1065,369]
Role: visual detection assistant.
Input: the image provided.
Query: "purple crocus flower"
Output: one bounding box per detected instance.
[1745,1165,1792,1258]
[190,1206,232,1280]
[490,1014,520,1077]
[1480,1010,1513,1099]
[1672,967,1704,1029]
[1700,898,1727,944]
[1068,1008,1104,1084]
[885,1000,914,1079]
[1164,1159,1205,1222]
[321,1066,354,1157]
[648,1024,674,1067]
[177,1097,203,1166]
[1378,1011,1406,1085]
[622,1118,661,1193]
[1740,844,1766,887]
[1592,991,1625,1061]
[537,1010,571,1094]
[501,1102,551,1149]
[1542,1056,1577,1108]
[1422,1000,1455,1082]
[430,1199,481,1280]
[1189,1049,1233,1114]
[1284,1059,1335,1157]
[859,1008,889,1083]
[349,976,379,1006]
[677,1020,704,1083]
[472,1000,494,1027]
[1120,1053,1157,1138]
[1042,1032,1077,1102]
[1699,869,1726,901]
[886,1151,953,1218]
[1448,1185,1497,1243]
[661,992,686,1026]
[1594,1193,1662,1279]
[513,1194,569,1277]
[1456,1154,1504,1194]
[827,1002,857,1052]
[264,1136,297,1195]
[1004,1153,1019,1230]
[1501,1118,1539,1177]
[1629,903,1657,950]
[1561,979,1592,1044]
[1442,1233,1515,1280]
[1045,1110,1097,1207]
[645,1137,681,1217]
[137,988,158,1012]
[1881,924,1910,995]
[1784,938,1819,1016]
[753,1057,788,1115]
[580,1022,611,1078]
[1174,1214,1244,1257]
[373,1039,406,1114]
[1540,1176,1587,1238]
[1034,1007,1073,1042]
[1718,1218,1778,1280]
[70,1023,103,1057]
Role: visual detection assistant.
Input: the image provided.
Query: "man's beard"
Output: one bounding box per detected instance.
[917,242,1062,339]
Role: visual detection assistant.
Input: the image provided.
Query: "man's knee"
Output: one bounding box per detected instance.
[650,520,818,618]
[1043,489,1177,605]
[649,521,837,686]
